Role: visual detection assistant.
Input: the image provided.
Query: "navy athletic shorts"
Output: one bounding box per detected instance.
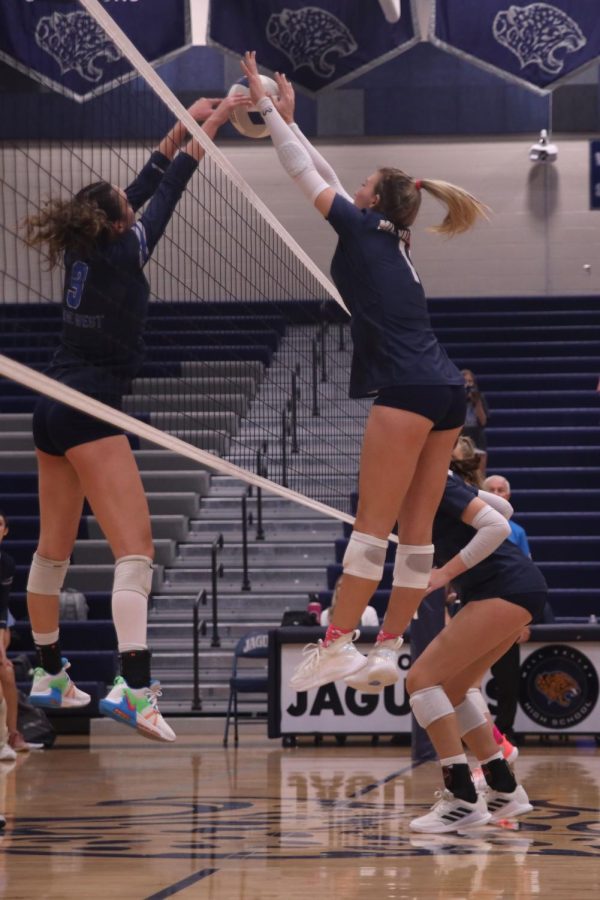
[32,394,124,456]
[462,590,547,621]
[373,384,466,431]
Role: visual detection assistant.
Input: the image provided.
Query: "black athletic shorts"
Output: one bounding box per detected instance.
[32,394,124,456]
[461,590,547,621]
[373,384,466,431]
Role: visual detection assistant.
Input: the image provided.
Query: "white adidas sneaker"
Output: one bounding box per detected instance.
[290,630,367,692]
[410,790,491,833]
[344,637,403,693]
[486,784,533,822]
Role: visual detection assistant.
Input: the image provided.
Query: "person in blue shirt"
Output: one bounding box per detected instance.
[21,92,250,743]
[240,52,489,696]
[483,474,531,556]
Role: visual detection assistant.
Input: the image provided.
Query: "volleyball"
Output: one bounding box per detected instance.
[227,75,279,138]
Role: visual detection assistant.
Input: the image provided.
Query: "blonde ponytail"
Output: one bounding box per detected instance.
[419,179,490,237]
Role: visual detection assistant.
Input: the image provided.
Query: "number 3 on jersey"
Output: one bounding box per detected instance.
[66,260,89,309]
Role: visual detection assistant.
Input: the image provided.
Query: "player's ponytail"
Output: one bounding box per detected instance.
[23,181,122,269]
[373,168,489,237]
[419,178,490,237]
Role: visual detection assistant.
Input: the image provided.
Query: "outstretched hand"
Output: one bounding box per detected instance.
[273,72,295,124]
[186,97,224,123]
[204,93,252,128]
[240,51,267,105]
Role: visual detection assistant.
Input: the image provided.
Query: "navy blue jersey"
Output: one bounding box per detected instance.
[327,194,463,398]
[0,550,15,630]
[49,150,198,394]
[433,474,548,600]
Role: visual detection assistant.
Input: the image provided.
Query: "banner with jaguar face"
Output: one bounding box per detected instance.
[431,1,600,94]
[208,0,420,94]
[0,0,190,102]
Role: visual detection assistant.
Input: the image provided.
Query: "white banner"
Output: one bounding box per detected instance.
[278,639,600,735]
[280,639,412,734]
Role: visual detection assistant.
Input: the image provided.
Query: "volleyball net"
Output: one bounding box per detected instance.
[0,0,367,521]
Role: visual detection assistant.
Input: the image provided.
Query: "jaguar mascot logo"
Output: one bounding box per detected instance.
[35,11,122,83]
[266,6,357,78]
[493,3,586,75]
[535,670,580,707]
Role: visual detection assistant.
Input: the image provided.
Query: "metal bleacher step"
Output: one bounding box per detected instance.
[196,496,333,517]
[138,431,230,455]
[71,538,175,566]
[163,565,326,591]
[187,518,343,539]
[86,515,189,542]
[148,620,280,642]
[150,592,306,614]
[64,563,164,593]
[123,392,249,416]
[173,541,333,566]
[131,376,257,397]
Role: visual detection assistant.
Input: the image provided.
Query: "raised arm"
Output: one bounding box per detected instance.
[240,51,336,218]
[125,98,227,212]
[127,95,251,264]
[273,72,353,202]
[425,497,511,595]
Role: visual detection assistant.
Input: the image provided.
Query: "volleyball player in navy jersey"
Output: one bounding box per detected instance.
[22,92,250,743]
[404,446,547,832]
[241,52,489,692]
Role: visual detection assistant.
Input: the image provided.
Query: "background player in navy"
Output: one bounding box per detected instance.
[22,92,250,743]
[405,463,547,832]
[240,52,488,692]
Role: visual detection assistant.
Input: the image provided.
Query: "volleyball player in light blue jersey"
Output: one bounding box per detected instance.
[241,52,489,694]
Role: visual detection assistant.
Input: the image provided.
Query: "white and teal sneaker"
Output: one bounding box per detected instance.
[99,677,176,743]
[29,659,91,709]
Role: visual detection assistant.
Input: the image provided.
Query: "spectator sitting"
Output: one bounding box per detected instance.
[483,474,530,557]
[320,576,380,627]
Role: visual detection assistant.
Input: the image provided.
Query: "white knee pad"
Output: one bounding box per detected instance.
[454,691,488,737]
[466,687,491,719]
[342,531,388,581]
[27,552,70,595]
[409,686,454,729]
[392,543,434,589]
[113,555,153,598]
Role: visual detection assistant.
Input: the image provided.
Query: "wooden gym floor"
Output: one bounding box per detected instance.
[1,722,599,899]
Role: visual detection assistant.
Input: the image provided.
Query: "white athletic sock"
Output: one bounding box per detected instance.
[440,753,469,767]
[112,590,148,652]
[32,629,59,645]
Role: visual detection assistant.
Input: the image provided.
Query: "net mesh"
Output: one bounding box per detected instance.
[0,0,365,518]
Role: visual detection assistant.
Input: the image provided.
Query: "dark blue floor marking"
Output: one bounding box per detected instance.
[144,868,218,899]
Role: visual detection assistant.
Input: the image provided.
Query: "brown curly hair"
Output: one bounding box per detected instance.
[23,181,123,269]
